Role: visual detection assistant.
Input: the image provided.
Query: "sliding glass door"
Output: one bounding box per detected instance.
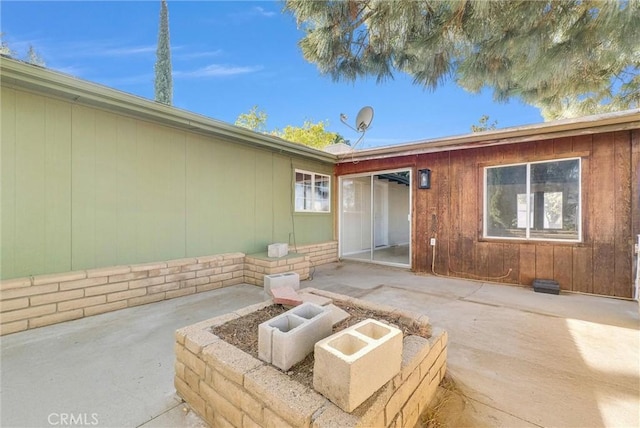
[339,170,411,267]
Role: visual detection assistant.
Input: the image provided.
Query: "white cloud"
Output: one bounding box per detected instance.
[99,45,156,56]
[227,5,278,22]
[251,6,276,18]
[50,64,87,77]
[175,63,263,78]
[54,40,156,59]
[94,73,154,87]
[175,49,223,61]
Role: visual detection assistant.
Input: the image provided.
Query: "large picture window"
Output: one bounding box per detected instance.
[484,158,581,241]
[295,170,330,212]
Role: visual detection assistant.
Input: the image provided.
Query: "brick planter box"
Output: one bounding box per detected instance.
[174,288,448,428]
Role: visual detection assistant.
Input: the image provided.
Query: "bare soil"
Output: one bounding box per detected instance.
[210,300,431,389]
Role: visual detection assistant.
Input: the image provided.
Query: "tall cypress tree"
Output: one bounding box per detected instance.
[154,0,172,105]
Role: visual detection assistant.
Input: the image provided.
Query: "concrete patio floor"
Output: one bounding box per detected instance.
[1,261,638,427]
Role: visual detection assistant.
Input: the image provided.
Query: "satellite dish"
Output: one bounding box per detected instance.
[355,106,374,132]
[339,106,374,133]
[338,106,375,159]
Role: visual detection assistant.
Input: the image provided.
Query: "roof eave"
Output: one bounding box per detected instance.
[339,109,640,163]
[0,57,337,163]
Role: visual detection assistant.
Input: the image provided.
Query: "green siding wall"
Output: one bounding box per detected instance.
[1,87,333,279]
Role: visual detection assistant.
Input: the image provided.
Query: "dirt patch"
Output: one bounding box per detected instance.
[210,300,431,389]
[417,374,462,428]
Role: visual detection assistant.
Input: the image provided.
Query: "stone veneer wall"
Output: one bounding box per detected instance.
[294,241,339,267]
[0,241,339,336]
[0,253,246,336]
[244,254,310,287]
[244,241,338,287]
[174,288,448,428]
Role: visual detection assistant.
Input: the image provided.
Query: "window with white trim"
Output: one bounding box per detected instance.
[484,158,581,241]
[295,170,330,212]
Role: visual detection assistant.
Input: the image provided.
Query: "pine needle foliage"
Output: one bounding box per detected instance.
[155,0,173,105]
[285,0,640,119]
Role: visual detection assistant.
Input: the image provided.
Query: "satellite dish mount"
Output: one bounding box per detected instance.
[339,106,374,152]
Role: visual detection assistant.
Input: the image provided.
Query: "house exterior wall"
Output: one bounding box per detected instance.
[336,131,639,298]
[1,86,334,280]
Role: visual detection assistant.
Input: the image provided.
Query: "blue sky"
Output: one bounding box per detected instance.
[2,1,544,148]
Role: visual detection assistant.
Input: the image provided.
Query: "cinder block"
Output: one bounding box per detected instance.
[264,272,300,296]
[313,318,403,412]
[299,293,332,306]
[267,243,288,258]
[258,302,332,371]
[325,303,351,326]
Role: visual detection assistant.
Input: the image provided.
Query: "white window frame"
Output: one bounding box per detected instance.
[294,169,331,213]
[483,157,582,242]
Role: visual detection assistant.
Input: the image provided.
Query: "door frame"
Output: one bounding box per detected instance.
[338,168,412,268]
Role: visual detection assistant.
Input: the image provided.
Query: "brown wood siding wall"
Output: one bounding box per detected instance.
[335,130,638,298]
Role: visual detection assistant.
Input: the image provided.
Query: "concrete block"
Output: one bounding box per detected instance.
[299,293,332,306]
[240,393,264,425]
[202,340,263,385]
[267,243,288,258]
[264,272,300,296]
[313,318,403,412]
[244,365,326,427]
[212,369,244,407]
[175,376,205,418]
[258,302,333,371]
[326,303,350,326]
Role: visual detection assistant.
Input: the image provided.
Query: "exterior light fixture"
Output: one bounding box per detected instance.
[418,169,431,189]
